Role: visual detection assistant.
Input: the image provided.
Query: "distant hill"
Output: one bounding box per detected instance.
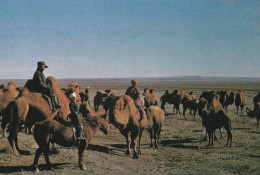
[0,76,260,87]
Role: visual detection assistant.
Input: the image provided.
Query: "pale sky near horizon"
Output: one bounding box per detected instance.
[0,0,259,79]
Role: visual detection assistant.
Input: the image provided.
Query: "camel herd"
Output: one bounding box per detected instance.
[0,77,259,171]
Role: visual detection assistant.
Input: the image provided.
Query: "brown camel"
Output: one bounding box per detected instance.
[8,76,81,156]
[160,90,181,114]
[142,88,159,108]
[235,90,246,115]
[104,94,146,159]
[180,91,198,120]
[0,82,20,137]
[94,90,110,112]
[141,106,165,150]
[32,113,110,172]
[104,93,164,158]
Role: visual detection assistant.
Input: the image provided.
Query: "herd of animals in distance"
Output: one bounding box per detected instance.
[0,77,259,171]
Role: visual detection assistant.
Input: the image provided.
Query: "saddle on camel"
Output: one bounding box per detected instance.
[8,64,81,156]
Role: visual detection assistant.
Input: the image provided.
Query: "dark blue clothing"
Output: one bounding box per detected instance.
[69,101,81,125]
[32,69,50,93]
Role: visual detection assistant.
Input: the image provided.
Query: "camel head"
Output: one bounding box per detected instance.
[66,80,80,93]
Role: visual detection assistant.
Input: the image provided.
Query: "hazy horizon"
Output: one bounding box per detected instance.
[1,1,259,79]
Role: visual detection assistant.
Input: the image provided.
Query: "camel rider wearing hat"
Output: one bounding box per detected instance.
[32,61,63,111]
[68,92,85,141]
[125,79,146,120]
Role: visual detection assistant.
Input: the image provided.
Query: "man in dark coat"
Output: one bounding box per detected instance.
[32,61,62,111]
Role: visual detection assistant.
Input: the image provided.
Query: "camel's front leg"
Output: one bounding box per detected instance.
[78,140,87,170]
[131,126,139,159]
[138,127,145,155]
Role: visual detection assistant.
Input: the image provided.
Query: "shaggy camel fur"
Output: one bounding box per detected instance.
[235,90,246,115]
[32,114,110,172]
[142,88,159,108]
[8,76,81,156]
[246,103,260,127]
[198,98,232,147]
[0,82,20,137]
[160,90,181,114]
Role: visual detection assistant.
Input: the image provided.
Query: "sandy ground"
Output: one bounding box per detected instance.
[0,79,259,175]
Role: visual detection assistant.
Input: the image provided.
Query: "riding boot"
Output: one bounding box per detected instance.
[139,109,146,120]
[77,125,85,140]
[53,96,63,109]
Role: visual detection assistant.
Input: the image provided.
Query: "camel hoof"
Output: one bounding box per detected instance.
[133,154,138,159]
[81,165,87,170]
[125,150,130,156]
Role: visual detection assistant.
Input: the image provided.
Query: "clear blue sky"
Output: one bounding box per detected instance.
[0,0,259,79]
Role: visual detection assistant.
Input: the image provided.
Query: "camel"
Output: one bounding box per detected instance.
[160,90,181,114]
[142,88,159,108]
[141,106,165,149]
[246,103,260,127]
[94,90,110,112]
[235,90,246,115]
[79,88,90,104]
[0,82,20,137]
[180,91,198,120]
[223,92,235,113]
[7,76,81,156]
[104,93,165,158]
[32,113,110,172]
[198,98,232,147]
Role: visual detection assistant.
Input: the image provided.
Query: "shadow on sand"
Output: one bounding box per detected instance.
[161,138,200,149]
[0,163,70,173]
[87,144,110,154]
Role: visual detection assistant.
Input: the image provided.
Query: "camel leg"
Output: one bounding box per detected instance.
[193,109,197,121]
[157,125,162,146]
[153,125,159,149]
[123,131,131,156]
[8,126,20,156]
[147,128,153,148]
[1,119,8,138]
[131,127,139,159]
[257,118,260,128]
[224,127,232,148]
[207,131,211,146]
[138,127,145,155]
[43,145,52,170]
[32,146,44,172]
[78,140,87,170]
[183,107,187,120]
